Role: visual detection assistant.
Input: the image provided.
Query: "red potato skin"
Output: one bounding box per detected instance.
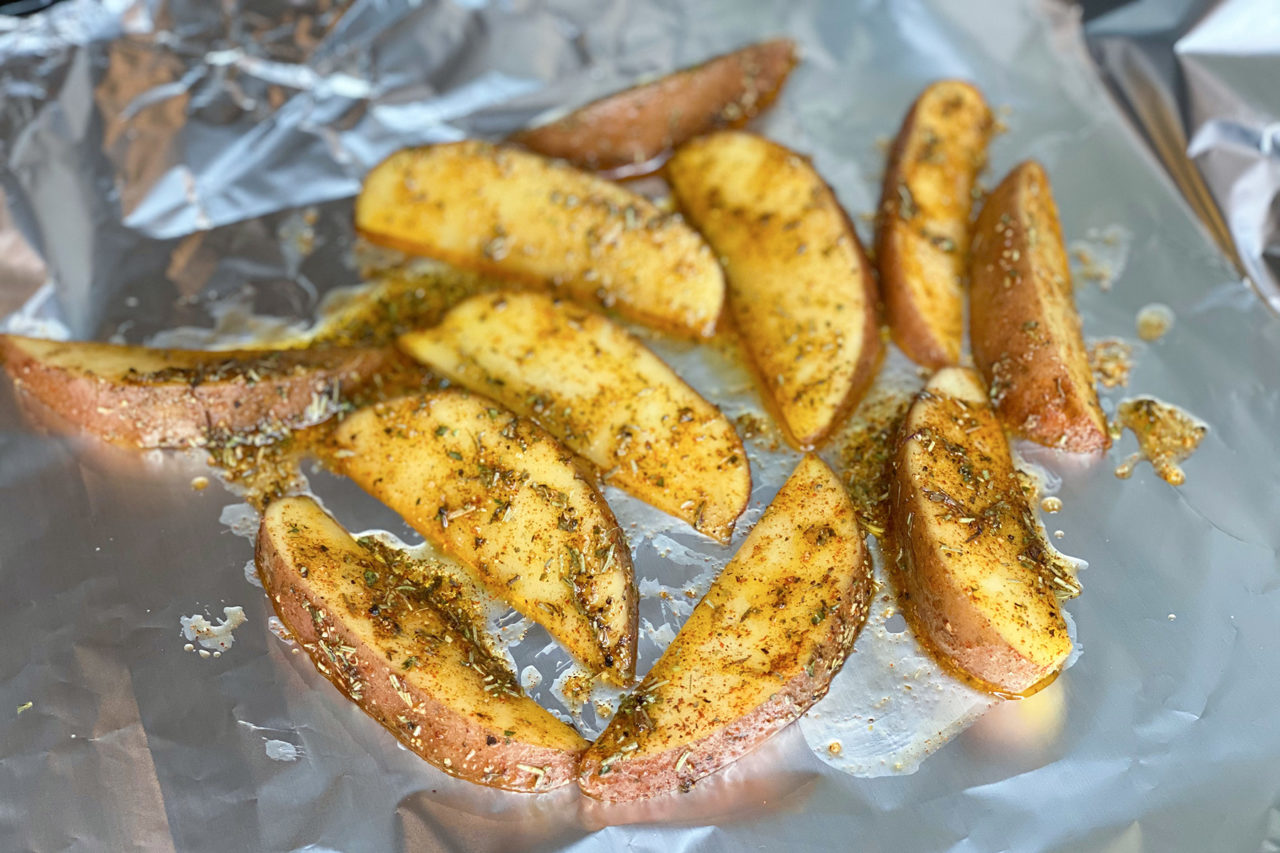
[512,38,797,178]
[969,162,1110,452]
[255,511,583,791]
[0,335,400,448]
[575,590,869,802]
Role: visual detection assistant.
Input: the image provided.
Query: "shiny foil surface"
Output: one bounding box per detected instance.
[1,1,1278,851]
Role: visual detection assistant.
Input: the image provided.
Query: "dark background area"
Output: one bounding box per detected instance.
[0,0,1134,19]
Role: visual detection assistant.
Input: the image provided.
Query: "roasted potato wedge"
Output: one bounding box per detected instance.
[399,292,750,543]
[577,455,872,801]
[308,266,507,349]
[877,80,993,368]
[325,390,637,685]
[667,131,883,449]
[511,38,797,178]
[888,367,1076,695]
[0,334,397,448]
[969,161,1109,451]
[257,496,587,790]
[355,141,725,337]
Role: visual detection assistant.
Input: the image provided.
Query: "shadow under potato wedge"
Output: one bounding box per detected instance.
[877,80,993,369]
[325,390,638,686]
[666,131,883,450]
[256,496,588,791]
[969,160,1109,452]
[0,334,398,448]
[888,367,1076,696]
[354,140,725,338]
[398,291,751,544]
[577,454,873,802]
[511,37,797,179]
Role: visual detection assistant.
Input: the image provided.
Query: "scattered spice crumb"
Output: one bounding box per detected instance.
[735,412,781,452]
[1088,338,1133,388]
[836,387,913,537]
[17,701,32,715]
[1113,397,1207,486]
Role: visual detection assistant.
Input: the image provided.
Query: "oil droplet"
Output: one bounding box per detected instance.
[1053,530,1065,539]
[1136,303,1175,341]
[828,741,843,756]
[191,476,210,491]
[1041,497,1063,513]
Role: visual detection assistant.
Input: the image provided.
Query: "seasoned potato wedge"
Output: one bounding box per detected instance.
[667,131,883,449]
[325,390,637,684]
[877,80,993,368]
[969,161,1109,451]
[577,455,872,801]
[399,292,750,543]
[512,38,797,178]
[0,334,397,448]
[355,141,724,337]
[257,496,587,790]
[308,266,507,348]
[889,368,1076,695]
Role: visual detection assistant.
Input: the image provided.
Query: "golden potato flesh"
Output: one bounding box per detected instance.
[667,131,883,449]
[399,291,750,543]
[889,367,1075,695]
[578,455,873,801]
[326,391,637,685]
[355,140,725,337]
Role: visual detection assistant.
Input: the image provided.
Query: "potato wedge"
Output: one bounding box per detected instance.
[0,334,398,448]
[877,80,993,368]
[667,131,883,449]
[354,141,724,337]
[888,367,1076,695]
[308,266,507,349]
[399,291,750,543]
[969,161,1109,451]
[511,38,797,178]
[577,455,872,802]
[325,390,637,685]
[256,496,587,790]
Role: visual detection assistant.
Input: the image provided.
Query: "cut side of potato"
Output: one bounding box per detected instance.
[888,367,1076,696]
[577,455,873,802]
[511,38,797,178]
[877,80,993,368]
[308,265,508,349]
[355,141,725,337]
[325,390,637,685]
[399,291,751,543]
[667,131,883,449]
[256,496,587,790]
[969,161,1109,452]
[0,334,398,448]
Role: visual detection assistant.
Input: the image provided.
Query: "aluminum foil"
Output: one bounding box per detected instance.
[2,1,1279,851]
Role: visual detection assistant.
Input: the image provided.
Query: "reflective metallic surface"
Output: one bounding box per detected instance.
[1,1,1278,851]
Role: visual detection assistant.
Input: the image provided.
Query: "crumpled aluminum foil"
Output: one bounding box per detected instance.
[1083,0,1280,315]
[1,1,1278,851]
